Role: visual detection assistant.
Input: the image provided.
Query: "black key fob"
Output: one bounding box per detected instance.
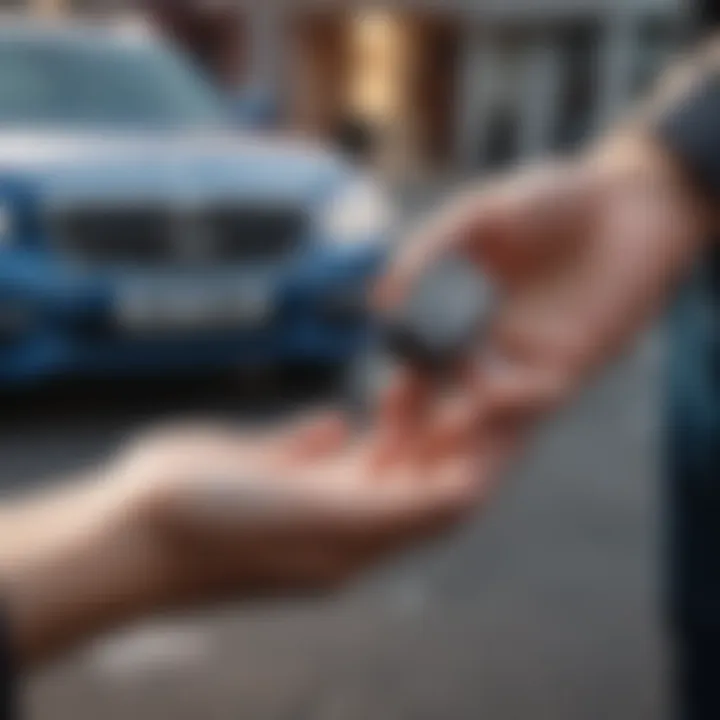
[345,255,494,420]
[382,255,493,374]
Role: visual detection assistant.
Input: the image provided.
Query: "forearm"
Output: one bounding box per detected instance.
[612,32,720,230]
[567,41,720,363]
[0,474,173,668]
[574,133,711,368]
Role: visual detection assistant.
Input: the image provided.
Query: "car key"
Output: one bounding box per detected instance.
[345,255,495,421]
[382,254,493,373]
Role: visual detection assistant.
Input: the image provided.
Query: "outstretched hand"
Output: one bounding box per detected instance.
[2,394,494,667]
[115,403,495,603]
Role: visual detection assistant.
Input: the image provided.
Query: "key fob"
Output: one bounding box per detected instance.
[345,255,494,420]
[382,255,493,373]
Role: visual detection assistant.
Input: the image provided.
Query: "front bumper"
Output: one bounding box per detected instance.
[0,244,386,384]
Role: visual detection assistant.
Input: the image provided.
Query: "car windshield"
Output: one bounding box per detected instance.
[0,33,228,128]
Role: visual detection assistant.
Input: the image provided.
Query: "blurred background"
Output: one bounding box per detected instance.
[0,0,693,718]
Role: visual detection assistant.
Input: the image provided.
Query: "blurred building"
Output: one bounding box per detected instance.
[22,0,686,175]
[263,0,685,175]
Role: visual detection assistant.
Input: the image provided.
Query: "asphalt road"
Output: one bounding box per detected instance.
[0,329,668,720]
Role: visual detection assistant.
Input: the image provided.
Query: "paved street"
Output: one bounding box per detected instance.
[0,329,668,720]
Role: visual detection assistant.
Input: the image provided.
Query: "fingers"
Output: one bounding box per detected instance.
[394,391,472,467]
[472,344,574,431]
[366,348,566,475]
[370,368,433,467]
[270,453,494,591]
[368,355,561,475]
[346,448,498,553]
[484,367,570,426]
[398,420,521,532]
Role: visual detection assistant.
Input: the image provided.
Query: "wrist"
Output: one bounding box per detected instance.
[585,130,713,234]
[0,469,178,668]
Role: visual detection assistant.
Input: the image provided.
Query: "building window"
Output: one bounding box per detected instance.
[479,29,527,169]
[553,22,601,151]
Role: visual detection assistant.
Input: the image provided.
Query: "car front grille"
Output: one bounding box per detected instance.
[50,203,308,267]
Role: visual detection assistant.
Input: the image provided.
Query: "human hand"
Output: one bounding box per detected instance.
[114,411,487,604]
[374,134,710,463]
[3,411,489,667]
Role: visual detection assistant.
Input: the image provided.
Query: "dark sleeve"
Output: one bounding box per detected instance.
[656,74,720,198]
[694,0,720,28]
[0,612,16,719]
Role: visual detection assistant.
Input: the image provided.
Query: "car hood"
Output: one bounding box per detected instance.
[0,129,350,205]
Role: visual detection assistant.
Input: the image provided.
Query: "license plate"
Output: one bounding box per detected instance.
[116,278,273,331]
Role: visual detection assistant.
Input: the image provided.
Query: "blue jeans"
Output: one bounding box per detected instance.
[675,626,720,720]
[667,259,720,719]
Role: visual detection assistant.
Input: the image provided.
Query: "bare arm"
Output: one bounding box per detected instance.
[0,472,174,668]
[0,415,482,668]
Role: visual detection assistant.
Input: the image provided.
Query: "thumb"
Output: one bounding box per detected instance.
[373,192,509,312]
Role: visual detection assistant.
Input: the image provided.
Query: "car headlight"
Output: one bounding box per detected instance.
[320,180,395,245]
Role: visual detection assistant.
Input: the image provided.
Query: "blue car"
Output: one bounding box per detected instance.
[0,18,392,385]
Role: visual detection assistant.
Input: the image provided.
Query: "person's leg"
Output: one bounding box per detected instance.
[665,274,720,719]
[674,626,720,720]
